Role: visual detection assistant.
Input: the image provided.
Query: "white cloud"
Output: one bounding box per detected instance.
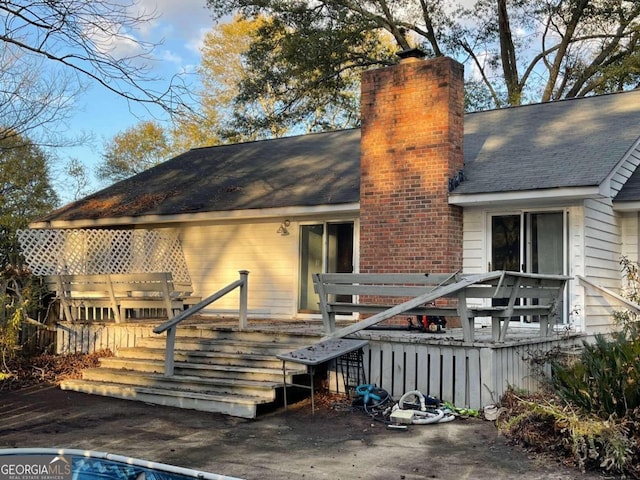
[84,20,149,60]
[186,27,210,54]
[128,0,212,68]
[161,49,183,64]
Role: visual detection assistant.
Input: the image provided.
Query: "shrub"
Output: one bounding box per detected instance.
[498,389,638,475]
[0,265,47,364]
[550,333,640,419]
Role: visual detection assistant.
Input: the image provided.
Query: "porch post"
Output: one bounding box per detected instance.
[164,325,177,377]
[238,270,249,330]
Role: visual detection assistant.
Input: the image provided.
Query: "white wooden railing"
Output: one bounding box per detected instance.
[577,275,640,314]
[153,270,249,376]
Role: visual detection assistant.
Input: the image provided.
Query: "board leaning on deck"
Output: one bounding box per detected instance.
[313,271,569,342]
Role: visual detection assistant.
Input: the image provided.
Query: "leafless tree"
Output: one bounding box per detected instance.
[0,0,192,148]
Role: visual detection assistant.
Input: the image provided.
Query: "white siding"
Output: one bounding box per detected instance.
[567,206,586,331]
[620,212,639,263]
[609,146,640,197]
[583,198,623,332]
[463,205,587,331]
[177,220,299,318]
[462,207,485,274]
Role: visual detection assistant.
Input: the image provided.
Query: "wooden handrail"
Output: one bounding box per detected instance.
[577,274,640,313]
[153,270,249,376]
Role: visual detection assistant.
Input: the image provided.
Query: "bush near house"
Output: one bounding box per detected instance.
[1,264,60,371]
[497,257,640,478]
[0,262,112,389]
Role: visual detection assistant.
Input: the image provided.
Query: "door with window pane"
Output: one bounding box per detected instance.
[298,222,354,313]
[490,211,565,323]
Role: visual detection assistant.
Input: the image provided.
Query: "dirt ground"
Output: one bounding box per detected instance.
[0,385,606,480]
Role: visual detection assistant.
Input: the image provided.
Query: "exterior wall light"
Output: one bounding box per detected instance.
[277,220,291,236]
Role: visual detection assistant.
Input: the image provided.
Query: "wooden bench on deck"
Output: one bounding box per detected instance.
[312,271,569,342]
[44,272,196,323]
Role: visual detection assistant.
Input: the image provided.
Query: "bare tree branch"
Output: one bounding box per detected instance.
[0,0,194,149]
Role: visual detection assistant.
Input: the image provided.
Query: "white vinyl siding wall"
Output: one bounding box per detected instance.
[620,212,639,263]
[582,198,623,332]
[462,208,485,274]
[176,220,299,319]
[611,144,640,196]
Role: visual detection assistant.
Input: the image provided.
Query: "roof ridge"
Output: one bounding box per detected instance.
[465,88,640,116]
[187,127,361,152]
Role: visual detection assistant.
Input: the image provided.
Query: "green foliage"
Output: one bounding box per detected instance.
[0,134,59,268]
[227,14,390,139]
[615,256,640,338]
[0,265,43,365]
[503,256,640,476]
[206,0,640,117]
[96,121,175,184]
[550,333,640,419]
[549,257,640,419]
[0,133,57,363]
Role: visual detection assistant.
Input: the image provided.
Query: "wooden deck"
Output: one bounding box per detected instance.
[56,317,584,410]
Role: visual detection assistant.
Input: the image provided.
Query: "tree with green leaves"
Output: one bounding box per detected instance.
[97,120,174,184]
[205,0,640,117]
[175,14,376,143]
[223,15,389,139]
[0,134,59,268]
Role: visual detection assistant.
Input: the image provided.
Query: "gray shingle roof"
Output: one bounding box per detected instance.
[39,89,640,223]
[40,129,361,221]
[458,89,640,195]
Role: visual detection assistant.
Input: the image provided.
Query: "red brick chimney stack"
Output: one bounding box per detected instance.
[359,51,464,274]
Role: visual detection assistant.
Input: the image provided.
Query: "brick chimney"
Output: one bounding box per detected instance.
[359,51,464,274]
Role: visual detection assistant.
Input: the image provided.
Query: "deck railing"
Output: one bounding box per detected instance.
[153,270,249,376]
[577,275,640,314]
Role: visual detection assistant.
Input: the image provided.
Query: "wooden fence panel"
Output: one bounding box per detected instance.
[19,323,56,354]
[453,350,467,406]
[441,346,455,403]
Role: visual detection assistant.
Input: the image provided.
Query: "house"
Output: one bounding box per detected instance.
[18,51,640,415]
[30,51,640,335]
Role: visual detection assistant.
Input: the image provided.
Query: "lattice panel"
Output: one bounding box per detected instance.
[17,228,191,283]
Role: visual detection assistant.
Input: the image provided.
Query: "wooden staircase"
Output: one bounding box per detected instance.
[60,327,318,418]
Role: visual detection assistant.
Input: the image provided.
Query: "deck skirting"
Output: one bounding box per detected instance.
[329,334,584,410]
[56,322,158,354]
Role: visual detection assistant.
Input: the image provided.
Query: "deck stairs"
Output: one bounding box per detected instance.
[60,326,320,418]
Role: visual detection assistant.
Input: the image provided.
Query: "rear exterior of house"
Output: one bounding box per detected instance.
[18,53,640,415]
[26,54,640,336]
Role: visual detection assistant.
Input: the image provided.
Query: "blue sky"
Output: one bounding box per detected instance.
[55,0,215,203]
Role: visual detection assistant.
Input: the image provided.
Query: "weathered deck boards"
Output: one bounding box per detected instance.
[56,319,583,410]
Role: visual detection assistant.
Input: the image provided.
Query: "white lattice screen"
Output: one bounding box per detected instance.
[17,228,191,283]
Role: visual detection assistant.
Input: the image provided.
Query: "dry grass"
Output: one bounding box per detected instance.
[498,389,640,478]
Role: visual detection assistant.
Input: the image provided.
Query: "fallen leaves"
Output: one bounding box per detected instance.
[0,349,113,391]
